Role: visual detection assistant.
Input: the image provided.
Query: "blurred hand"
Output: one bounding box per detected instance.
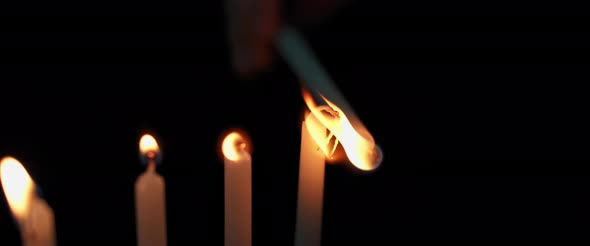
[226,0,350,79]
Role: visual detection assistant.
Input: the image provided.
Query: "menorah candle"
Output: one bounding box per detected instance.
[222,131,252,246]
[0,156,56,246]
[295,112,327,246]
[135,134,167,246]
[295,92,383,246]
[276,25,384,246]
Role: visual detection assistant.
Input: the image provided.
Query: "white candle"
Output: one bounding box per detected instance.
[0,156,56,246]
[222,131,252,246]
[295,112,327,246]
[136,134,167,246]
[278,26,384,246]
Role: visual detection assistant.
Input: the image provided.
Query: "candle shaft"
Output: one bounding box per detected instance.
[295,113,326,246]
[135,161,167,246]
[224,151,252,246]
[20,196,56,246]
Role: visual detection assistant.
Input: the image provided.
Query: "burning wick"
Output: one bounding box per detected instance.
[136,133,167,246]
[0,156,56,246]
[139,133,162,166]
[221,131,252,246]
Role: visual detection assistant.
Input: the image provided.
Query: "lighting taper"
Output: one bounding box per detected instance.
[136,134,167,246]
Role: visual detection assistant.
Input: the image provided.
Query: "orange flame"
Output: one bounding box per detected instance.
[303,111,335,160]
[0,156,35,222]
[222,132,250,162]
[303,89,382,171]
[139,134,160,159]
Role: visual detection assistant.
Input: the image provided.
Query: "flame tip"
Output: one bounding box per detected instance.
[139,134,160,155]
[0,156,16,163]
[371,144,384,169]
[0,156,35,221]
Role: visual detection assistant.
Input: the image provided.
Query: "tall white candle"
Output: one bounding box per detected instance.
[136,134,167,246]
[278,26,384,246]
[295,112,327,246]
[0,156,56,246]
[222,131,252,246]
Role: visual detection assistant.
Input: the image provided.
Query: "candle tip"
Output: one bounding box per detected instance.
[0,156,35,222]
[222,131,251,161]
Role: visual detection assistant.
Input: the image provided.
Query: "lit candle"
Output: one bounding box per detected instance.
[0,156,56,246]
[277,25,384,246]
[135,134,167,246]
[295,93,384,246]
[222,131,252,246]
[295,112,327,246]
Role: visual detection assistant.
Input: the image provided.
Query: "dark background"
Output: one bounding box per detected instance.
[1,1,590,244]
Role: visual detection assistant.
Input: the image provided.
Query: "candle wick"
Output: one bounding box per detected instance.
[147,161,156,173]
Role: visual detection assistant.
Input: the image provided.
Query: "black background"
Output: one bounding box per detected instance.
[1,0,590,244]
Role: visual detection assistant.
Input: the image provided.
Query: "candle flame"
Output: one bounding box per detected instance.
[302,88,383,171]
[222,132,250,162]
[139,134,160,159]
[0,156,35,222]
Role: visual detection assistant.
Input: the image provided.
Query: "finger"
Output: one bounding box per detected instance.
[226,0,281,79]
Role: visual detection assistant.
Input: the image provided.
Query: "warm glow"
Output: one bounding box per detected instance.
[222,132,249,162]
[139,134,160,157]
[303,112,334,159]
[303,89,382,171]
[0,156,35,222]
